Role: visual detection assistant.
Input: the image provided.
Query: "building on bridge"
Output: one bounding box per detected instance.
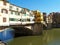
[0,0,35,27]
[0,0,44,36]
[32,10,43,34]
[33,10,43,23]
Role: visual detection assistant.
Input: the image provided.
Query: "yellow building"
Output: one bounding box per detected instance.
[33,10,43,23]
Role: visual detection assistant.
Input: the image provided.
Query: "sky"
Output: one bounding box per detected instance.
[8,0,60,14]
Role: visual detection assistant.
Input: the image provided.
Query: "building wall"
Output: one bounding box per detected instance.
[51,12,60,27]
[0,0,35,26]
[9,4,34,25]
[0,1,9,26]
[46,13,53,29]
[33,10,43,23]
[9,4,22,25]
[40,13,44,23]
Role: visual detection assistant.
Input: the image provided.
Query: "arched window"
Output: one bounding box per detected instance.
[1,9,8,14]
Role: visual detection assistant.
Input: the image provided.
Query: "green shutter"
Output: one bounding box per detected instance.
[18,12,20,15]
[11,11,13,14]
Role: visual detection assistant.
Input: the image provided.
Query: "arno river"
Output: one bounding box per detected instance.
[8,28,60,45]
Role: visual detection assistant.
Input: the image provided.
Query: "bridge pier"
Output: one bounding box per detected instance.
[31,23,43,35]
[24,23,43,35]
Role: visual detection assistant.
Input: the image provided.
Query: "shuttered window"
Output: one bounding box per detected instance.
[3,17,6,22]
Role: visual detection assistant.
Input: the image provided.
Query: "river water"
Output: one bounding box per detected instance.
[8,28,60,45]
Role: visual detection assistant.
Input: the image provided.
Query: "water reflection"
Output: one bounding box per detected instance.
[42,29,60,45]
[29,42,32,45]
[8,29,60,45]
[42,30,54,45]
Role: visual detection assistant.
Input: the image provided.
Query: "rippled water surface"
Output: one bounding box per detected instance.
[8,28,60,45]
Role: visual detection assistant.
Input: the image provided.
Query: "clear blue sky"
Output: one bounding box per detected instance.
[8,0,60,14]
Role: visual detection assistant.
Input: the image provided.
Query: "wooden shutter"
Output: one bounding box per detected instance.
[3,17,6,22]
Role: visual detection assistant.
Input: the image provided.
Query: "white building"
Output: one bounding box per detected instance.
[0,0,35,26]
[0,0,9,26]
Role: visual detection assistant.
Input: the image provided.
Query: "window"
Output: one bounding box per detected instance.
[20,9,26,14]
[9,18,19,21]
[9,18,14,21]
[29,14,33,17]
[15,12,17,15]
[9,18,17,21]
[10,6,12,10]
[1,9,8,14]
[27,18,30,21]
[17,8,18,11]
[15,12,19,15]
[33,19,35,21]
[3,0,6,5]
[18,12,20,15]
[21,19,27,22]
[24,14,26,16]
[11,11,13,14]
[3,17,6,22]
[19,19,21,21]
